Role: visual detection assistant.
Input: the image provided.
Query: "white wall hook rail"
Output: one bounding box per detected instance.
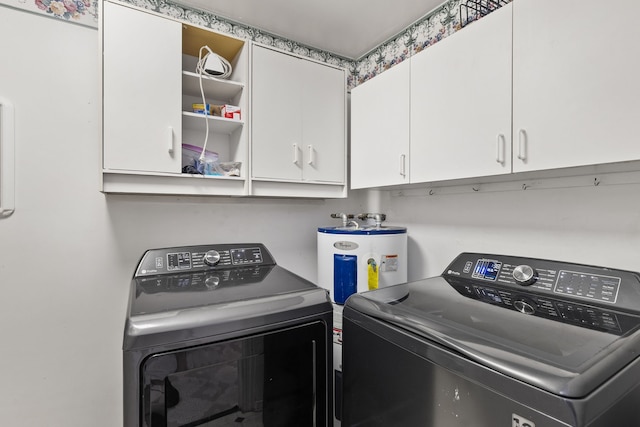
[390,170,640,198]
[0,97,15,218]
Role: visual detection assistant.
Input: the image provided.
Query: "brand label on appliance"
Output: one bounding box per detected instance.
[334,241,359,250]
[512,414,535,427]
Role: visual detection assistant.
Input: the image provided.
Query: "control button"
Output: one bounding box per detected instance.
[463,261,473,273]
[513,264,538,286]
[514,298,536,315]
[203,250,221,266]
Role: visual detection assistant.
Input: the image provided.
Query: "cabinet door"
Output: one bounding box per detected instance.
[410,3,512,184]
[102,2,182,173]
[251,45,304,181]
[513,0,640,172]
[301,59,346,183]
[350,59,410,189]
[252,45,346,184]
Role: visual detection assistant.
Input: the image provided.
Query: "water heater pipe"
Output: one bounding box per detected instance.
[357,213,386,228]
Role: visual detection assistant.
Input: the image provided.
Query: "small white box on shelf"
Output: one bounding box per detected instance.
[221,104,241,120]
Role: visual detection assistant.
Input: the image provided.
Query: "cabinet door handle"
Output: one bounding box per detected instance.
[517,129,527,161]
[292,143,301,164]
[0,97,15,217]
[496,134,506,164]
[400,154,406,178]
[307,144,315,165]
[167,126,174,155]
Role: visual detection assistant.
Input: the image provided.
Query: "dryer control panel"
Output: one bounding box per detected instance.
[134,243,276,277]
[443,253,640,332]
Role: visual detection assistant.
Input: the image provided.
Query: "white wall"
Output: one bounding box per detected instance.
[0,8,364,426]
[376,181,640,281]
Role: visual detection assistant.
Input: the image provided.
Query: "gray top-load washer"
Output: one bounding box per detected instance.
[123,243,333,427]
[342,252,640,427]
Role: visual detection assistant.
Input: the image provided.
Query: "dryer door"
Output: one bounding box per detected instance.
[140,321,327,427]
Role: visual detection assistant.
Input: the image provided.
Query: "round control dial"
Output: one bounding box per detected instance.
[203,250,221,266]
[512,264,537,286]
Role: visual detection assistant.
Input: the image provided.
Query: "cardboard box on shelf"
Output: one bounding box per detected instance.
[221,105,241,121]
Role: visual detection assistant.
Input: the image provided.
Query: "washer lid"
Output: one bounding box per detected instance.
[318,226,406,235]
[344,276,640,398]
[124,265,331,350]
[130,265,320,316]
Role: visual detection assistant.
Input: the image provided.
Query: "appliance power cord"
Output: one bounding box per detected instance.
[195,46,233,164]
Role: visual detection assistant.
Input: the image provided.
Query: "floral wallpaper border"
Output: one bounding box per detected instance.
[0,0,98,27]
[354,0,462,86]
[1,0,510,89]
[353,0,511,87]
[119,0,354,65]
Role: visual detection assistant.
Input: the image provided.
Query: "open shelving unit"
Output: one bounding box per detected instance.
[101,1,250,196]
[101,1,347,198]
[179,23,249,192]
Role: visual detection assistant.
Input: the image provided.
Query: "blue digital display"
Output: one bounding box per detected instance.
[472,259,502,281]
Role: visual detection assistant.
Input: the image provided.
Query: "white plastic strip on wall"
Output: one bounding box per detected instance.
[0,97,15,218]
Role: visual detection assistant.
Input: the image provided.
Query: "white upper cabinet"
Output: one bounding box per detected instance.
[101,1,250,196]
[251,44,347,196]
[410,3,512,183]
[103,1,182,173]
[513,0,640,172]
[351,59,410,189]
[102,3,344,198]
[352,0,640,189]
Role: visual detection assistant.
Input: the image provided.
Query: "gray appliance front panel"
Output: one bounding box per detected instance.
[124,243,331,350]
[342,310,640,427]
[124,287,331,350]
[123,243,334,427]
[343,252,640,398]
[342,313,569,427]
[345,280,640,398]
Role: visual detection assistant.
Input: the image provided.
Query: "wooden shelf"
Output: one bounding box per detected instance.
[182,24,245,64]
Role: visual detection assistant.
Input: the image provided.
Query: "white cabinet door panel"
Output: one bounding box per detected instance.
[301,59,345,183]
[351,59,410,189]
[251,46,303,181]
[103,2,182,173]
[252,45,346,185]
[513,0,640,172]
[410,3,512,183]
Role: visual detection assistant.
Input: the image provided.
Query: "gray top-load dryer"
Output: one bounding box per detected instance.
[342,252,640,427]
[123,243,333,427]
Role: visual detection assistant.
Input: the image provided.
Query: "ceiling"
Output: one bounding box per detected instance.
[171,0,446,60]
